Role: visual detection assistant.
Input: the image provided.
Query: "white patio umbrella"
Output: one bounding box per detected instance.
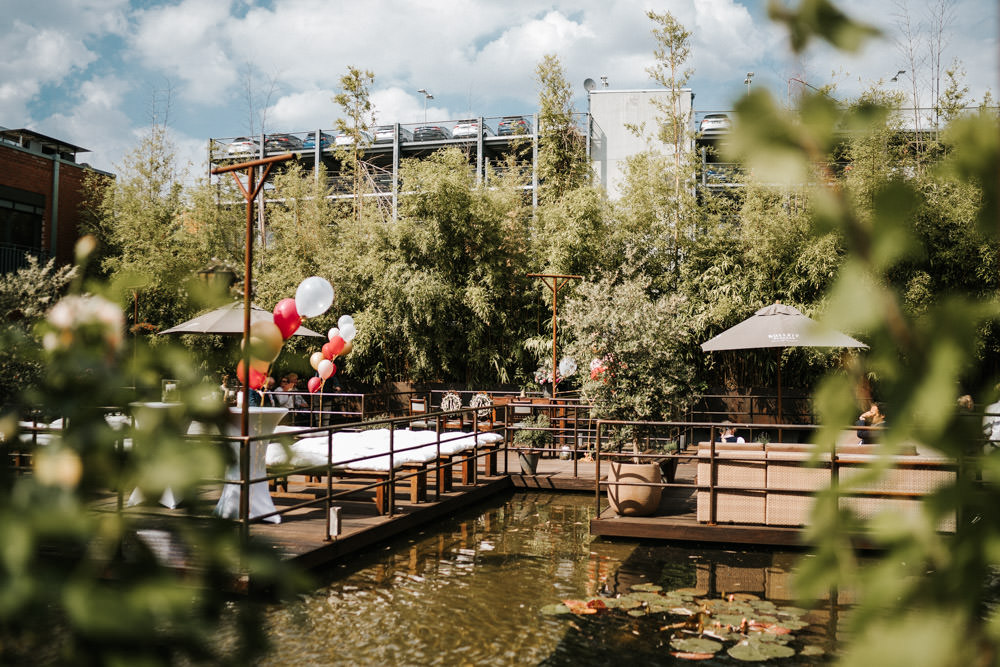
[159,301,322,337]
[700,302,867,425]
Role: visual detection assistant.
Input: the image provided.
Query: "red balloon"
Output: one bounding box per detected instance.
[321,341,336,360]
[327,335,346,357]
[273,298,302,340]
[329,362,337,376]
[236,359,268,390]
[307,376,322,393]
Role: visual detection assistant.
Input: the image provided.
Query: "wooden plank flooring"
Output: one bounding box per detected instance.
[103,448,826,582]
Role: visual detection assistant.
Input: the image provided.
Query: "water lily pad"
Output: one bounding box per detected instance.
[801,645,825,657]
[674,587,702,597]
[777,606,808,617]
[616,597,643,610]
[647,600,677,614]
[727,640,796,662]
[631,582,663,592]
[670,652,715,661]
[601,597,623,609]
[779,618,809,631]
[714,613,746,626]
[729,593,760,602]
[540,603,571,615]
[627,609,646,617]
[671,637,723,654]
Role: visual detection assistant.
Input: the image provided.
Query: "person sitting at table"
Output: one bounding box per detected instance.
[856,402,885,444]
[718,422,745,444]
[274,375,307,411]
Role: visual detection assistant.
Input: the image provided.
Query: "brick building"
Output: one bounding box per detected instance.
[0,128,113,272]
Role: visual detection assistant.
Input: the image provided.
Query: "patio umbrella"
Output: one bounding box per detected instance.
[159,301,323,337]
[700,302,867,425]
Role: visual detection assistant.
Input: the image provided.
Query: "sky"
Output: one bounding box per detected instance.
[2,0,997,178]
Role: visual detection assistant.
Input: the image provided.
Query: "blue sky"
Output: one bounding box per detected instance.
[2,0,996,177]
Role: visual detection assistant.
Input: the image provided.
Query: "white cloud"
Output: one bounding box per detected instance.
[0,22,98,122]
[129,0,239,102]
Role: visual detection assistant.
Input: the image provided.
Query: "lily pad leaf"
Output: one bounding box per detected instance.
[540,603,572,615]
[671,637,723,654]
[728,640,796,661]
[631,583,663,592]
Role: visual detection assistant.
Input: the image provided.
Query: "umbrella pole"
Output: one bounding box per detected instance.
[777,348,783,443]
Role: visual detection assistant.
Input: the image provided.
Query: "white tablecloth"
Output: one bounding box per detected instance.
[214,407,287,524]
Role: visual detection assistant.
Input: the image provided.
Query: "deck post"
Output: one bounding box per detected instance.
[388,428,395,517]
[324,429,334,541]
[240,437,250,544]
[709,426,717,525]
[594,421,603,515]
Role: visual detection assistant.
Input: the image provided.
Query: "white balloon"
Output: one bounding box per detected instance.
[559,356,578,378]
[328,327,340,341]
[317,359,334,380]
[340,321,357,342]
[338,314,354,330]
[295,277,334,318]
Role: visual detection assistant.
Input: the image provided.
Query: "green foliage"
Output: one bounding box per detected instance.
[512,413,551,451]
[0,241,305,665]
[333,65,376,221]
[338,147,535,384]
[0,256,77,407]
[535,54,590,203]
[564,277,697,421]
[742,3,1000,665]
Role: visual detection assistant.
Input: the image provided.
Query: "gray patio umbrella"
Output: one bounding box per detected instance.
[700,302,867,425]
[159,301,322,337]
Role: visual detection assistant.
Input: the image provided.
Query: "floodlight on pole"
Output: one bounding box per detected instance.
[744,72,754,94]
[417,88,433,122]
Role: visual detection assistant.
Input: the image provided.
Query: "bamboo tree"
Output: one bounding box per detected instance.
[333,66,376,222]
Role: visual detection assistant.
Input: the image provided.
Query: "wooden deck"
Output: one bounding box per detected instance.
[105,448,818,585]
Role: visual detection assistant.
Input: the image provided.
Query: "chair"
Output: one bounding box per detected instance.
[409,396,432,431]
[468,392,494,431]
[440,391,464,431]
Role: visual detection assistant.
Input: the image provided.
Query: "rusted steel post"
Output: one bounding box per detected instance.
[527,273,581,399]
[210,152,292,439]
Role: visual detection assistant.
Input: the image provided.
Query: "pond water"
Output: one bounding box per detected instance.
[254,492,839,665]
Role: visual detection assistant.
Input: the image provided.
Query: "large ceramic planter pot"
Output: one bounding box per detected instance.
[607,462,662,517]
[518,452,540,475]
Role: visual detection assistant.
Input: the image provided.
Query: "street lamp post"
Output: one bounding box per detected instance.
[744,72,754,94]
[417,88,433,122]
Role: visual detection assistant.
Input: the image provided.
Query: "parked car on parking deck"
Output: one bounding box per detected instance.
[452,119,493,139]
[698,113,731,134]
[374,125,414,143]
[414,125,452,141]
[497,116,531,136]
[302,132,336,150]
[334,130,374,146]
[226,137,260,156]
[264,133,304,152]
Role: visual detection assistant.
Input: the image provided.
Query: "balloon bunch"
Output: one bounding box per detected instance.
[306,313,357,393]
[236,276,335,392]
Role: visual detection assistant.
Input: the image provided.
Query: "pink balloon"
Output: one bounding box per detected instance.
[307,376,322,393]
[273,298,302,340]
[317,359,333,380]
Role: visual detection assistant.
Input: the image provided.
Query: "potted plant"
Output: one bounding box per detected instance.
[604,432,664,517]
[512,413,552,475]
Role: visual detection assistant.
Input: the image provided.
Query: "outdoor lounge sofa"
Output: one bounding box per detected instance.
[266,428,504,514]
[696,440,956,530]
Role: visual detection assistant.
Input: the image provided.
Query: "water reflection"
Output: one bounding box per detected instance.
[255,492,836,665]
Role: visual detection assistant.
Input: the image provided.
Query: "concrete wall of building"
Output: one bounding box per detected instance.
[0,142,110,266]
[587,88,694,199]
